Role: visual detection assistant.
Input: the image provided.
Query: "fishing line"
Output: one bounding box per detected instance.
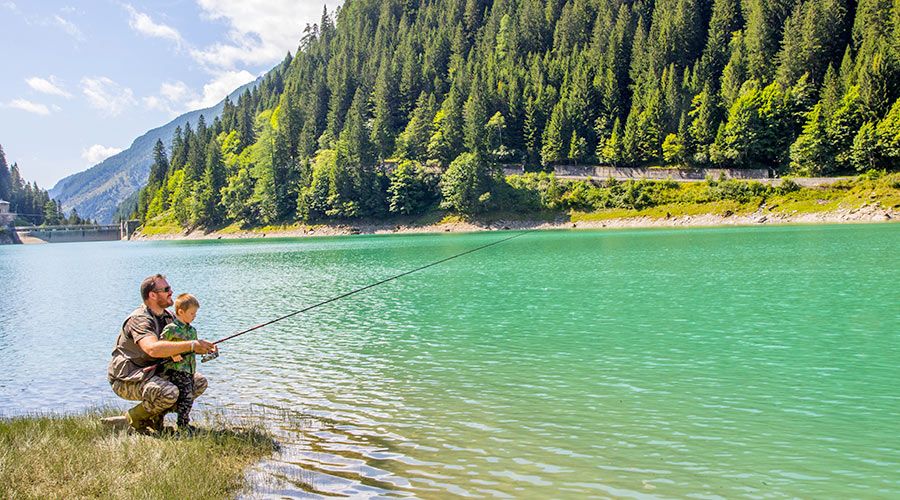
[139,229,534,371]
[210,229,535,347]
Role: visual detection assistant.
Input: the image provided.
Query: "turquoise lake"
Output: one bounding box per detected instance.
[1,223,898,498]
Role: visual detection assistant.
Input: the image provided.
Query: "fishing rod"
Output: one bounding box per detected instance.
[143,229,534,371]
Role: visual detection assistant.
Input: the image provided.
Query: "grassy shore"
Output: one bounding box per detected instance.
[136,173,900,240]
[0,410,277,499]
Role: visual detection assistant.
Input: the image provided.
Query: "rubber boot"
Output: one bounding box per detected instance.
[99,414,129,430]
[148,412,166,433]
[126,404,155,433]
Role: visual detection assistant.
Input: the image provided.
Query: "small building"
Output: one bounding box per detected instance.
[0,199,12,225]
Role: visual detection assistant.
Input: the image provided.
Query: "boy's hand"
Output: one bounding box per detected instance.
[171,354,183,362]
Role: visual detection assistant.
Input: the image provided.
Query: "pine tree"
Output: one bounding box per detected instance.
[720,31,748,112]
[428,84,465,165]
[744,0,797,83]
[148,139,169,187]
[341,87,375,168]
[195,139,227,226]
[464,77,490,155]
[0,144,11,202]
[790,103,833,175]
[698,0,743,85]
[568,130,588,165]
[599,117,624,166]
[541,102,565,165]
[776,0,847,88]
[395,92,436,161]
[370,61,400,161]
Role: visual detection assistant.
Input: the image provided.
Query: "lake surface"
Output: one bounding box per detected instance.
[1,224,898,498]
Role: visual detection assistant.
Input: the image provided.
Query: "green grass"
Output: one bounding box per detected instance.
[549,173,900,223]
[139,213,184,236]
[0,409,277,499]
[571,200,758,222]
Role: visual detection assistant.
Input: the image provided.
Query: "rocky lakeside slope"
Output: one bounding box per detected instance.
[0,224,21,245]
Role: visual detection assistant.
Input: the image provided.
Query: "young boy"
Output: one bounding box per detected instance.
[159,293,201,430]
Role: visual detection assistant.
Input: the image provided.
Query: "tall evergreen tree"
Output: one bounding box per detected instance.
[195,139,227,227]
[0,144,11,202]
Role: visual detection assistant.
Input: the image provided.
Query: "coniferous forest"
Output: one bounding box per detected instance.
[0,145,78,226]
[134,0,900,228]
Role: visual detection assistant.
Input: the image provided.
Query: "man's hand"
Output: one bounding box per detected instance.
[192,339,217,355]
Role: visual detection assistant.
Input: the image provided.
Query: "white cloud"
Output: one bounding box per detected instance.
[53,14,84,41]
[81,77,136,116]
[188,70,255,109]
[160,81,192,102]
[2,2,17,11]
[5,98,51,115]
[143,71,255,116]
[81,144,123,165]
[26,76,72,98]
[143,81,195,116]
[191,0,342,69]
[125,5,183,46]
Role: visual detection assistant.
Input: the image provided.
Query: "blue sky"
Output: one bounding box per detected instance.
[0,0,341,189]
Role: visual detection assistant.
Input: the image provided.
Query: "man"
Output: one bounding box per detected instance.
[105,274,217,432]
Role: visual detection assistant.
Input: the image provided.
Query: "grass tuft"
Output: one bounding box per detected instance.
[0,409,277,499]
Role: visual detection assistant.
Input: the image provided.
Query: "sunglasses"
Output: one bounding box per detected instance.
[153,286,172,293]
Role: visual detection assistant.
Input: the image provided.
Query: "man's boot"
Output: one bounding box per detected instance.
[148,412,166,433]
[100,414,129,430]
[126,404,155,433]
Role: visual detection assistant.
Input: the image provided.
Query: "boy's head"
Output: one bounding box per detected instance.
[174,293,200,324]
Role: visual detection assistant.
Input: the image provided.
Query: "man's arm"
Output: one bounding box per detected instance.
[137,336,216,358]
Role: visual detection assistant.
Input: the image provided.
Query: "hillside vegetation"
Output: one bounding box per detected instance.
[135,0,900,231]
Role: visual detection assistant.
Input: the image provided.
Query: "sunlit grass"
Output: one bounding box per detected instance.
[0,409,277,499]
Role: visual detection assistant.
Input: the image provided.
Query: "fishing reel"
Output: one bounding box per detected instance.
[200,350,220,363]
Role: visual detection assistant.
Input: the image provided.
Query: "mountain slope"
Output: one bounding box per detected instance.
[50,79,259,223]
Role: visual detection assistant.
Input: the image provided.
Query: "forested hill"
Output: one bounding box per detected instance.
[49,79,260,223]
[136,0,900,229]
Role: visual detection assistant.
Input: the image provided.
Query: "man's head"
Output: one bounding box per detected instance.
[140,274,174,310]
[174,293,200,324]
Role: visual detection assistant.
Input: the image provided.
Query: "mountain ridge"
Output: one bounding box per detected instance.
[49,78,261,223]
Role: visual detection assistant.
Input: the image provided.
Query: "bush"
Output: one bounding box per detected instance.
[708,179,771,203]
[387,160,439,215]
[440,153,496,214]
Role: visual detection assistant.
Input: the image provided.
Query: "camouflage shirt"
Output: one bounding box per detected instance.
[160,319,198,374]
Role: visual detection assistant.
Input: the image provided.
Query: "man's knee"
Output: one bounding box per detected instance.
[142,376,179,414]
[193,373,208,398]
[110,380,142,402]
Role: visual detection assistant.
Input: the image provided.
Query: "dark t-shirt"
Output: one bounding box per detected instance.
[107,305,174,383]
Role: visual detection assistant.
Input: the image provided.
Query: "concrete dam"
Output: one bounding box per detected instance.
[15,221,140,244]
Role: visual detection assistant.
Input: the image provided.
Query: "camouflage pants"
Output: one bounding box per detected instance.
[161,369,194,426]
[110,372,207,417]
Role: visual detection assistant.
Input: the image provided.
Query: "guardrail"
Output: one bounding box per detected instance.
[14,224,119,231]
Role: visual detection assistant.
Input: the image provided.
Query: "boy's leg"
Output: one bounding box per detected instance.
[171,371,195,427]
